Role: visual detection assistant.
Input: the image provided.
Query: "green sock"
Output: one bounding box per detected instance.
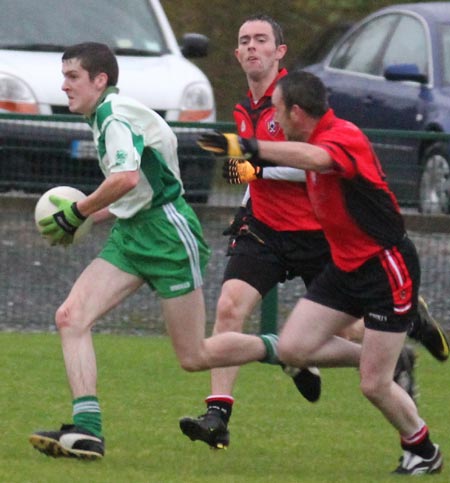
[72,396,102,437]
[259,334,280,364]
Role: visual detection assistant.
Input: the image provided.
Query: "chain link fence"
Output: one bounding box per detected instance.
[1,115,450,335]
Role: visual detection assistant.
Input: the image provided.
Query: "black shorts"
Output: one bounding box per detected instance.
[223,216,331,297]
[305,236,420,333]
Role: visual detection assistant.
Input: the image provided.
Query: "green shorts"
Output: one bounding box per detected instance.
[98,197,210,298]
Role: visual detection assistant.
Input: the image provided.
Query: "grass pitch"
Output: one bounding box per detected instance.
[0,332,448,483]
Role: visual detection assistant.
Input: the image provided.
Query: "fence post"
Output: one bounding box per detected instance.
[260,285,278,334]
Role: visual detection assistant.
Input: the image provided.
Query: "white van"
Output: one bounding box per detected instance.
[0,0,216,201]
[0,0,215,121]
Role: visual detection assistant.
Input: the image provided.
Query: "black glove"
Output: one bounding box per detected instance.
[223,206,248,236]
[197,131,258,159]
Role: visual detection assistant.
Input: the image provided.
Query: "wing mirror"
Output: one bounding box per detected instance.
[384,63,428,84]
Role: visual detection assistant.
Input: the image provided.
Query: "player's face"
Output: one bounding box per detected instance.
[273,86,309,142]
[235,20,286,81]
[61,58,106,115]
[272,86,295,139]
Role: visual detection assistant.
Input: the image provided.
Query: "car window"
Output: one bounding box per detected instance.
[329,14,399,75]
[441,24,450,85]
[382,15,428,75]
[0,0,166,54]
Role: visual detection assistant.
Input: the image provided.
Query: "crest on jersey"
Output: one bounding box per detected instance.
[267,117,280,136]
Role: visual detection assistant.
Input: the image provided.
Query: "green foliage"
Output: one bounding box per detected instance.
[0,332,449,482]
[162,0,437,120]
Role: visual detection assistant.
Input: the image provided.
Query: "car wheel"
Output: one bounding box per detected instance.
[419,143,450,214]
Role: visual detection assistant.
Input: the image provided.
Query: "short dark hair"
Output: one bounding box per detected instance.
[242,14,285,46]
[277,71,328,118]
[62,42,119,86]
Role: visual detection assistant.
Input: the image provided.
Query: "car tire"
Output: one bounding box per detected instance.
[419,142,450,214]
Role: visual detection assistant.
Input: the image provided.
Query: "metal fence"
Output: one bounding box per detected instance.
[0,114,234,204]
[1,115,450,335]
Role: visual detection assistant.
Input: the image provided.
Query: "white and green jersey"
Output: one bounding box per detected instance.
[88,87,184,218]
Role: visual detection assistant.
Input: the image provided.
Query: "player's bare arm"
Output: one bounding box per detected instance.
[77,170,139,217]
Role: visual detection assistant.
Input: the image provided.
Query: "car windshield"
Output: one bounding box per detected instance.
[0,0,167,55]
[441,24,450,86]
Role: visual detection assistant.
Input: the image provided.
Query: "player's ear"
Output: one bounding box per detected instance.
[234,47,242,63]
[95,72,109,90]
[290,104,303,121]
[276,43,288,61]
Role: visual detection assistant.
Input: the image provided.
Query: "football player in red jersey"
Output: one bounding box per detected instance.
[180,13,448,454]
[195,70,443,475]
[179,14,331,450]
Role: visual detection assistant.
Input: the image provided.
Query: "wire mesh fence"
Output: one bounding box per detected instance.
[1,115,450,335]
[1,198,450,335]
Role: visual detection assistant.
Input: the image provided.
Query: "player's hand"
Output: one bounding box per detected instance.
[223,205,248,236]
[197,131,258,159]
[223,158,262,184]
[39,195,86,245]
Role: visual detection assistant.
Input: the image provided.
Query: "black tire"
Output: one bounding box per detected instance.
[419,142,450,214]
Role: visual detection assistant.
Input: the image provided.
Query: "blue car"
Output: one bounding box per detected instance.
[302,2,450,214]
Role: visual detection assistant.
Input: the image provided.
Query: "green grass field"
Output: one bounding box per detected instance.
[0,332,448,483]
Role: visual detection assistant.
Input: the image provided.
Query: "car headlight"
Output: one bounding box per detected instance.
[178,81,215,122]
[0,73,39,113]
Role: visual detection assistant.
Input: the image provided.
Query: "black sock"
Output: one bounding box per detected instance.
[401,425,435,459]
[205,395,234,424]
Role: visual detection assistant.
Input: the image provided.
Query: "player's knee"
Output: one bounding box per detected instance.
[179,359,199,372]
[177,338,225,372]
[177,351,205,372]
[359,375,389,404]
[278,337,310,367]
[215,293,246,333]
[55,304,72,330]
[55,302,90,333]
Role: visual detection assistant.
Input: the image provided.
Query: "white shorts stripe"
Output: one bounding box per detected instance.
[163,203,203,288]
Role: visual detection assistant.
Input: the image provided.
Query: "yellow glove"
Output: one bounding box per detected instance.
[197,131,258,159]
[222,158,262,184]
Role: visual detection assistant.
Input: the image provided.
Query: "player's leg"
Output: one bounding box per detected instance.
[360,236,441,473]
[57,258,143,396]
[360,328,442,475]
[178,246,320,449]
[162,287,208,368]
[277,298,362,369]
[282,231,334,402]
[29,258,144,459]
[339,319,417,402]
[215,248,323,402]
[178,277,261,449]
[211,279,261,392]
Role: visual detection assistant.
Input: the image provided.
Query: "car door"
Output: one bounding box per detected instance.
[362,13,430,203]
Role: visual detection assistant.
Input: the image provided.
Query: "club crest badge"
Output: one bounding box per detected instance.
[267,117,280,136]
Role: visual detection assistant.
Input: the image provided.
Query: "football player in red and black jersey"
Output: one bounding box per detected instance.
[179,14,330,450]
[194,70,443,475]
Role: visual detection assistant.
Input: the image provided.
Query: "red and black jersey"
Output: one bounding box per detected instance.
[233,69,321,232]
[307,109,405,271]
